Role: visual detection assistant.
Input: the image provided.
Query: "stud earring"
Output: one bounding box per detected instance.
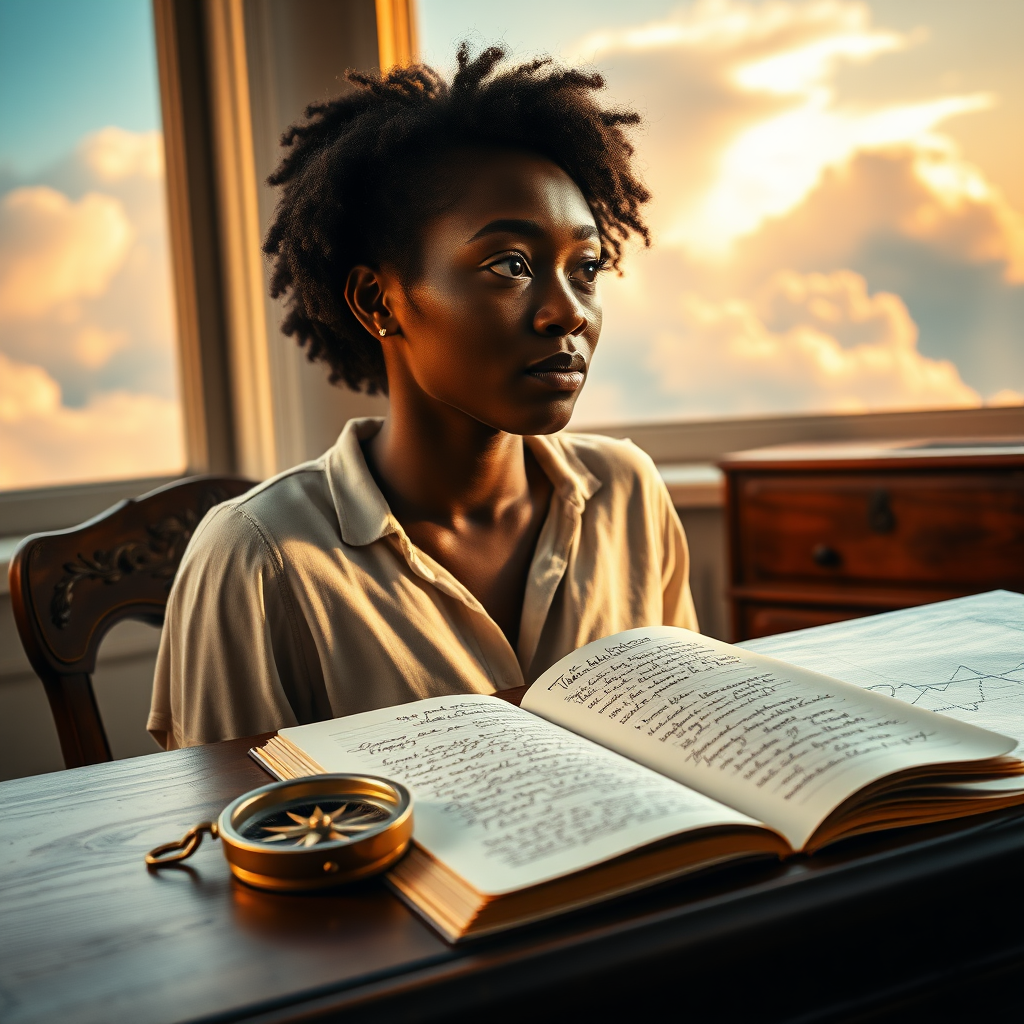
[378,327,387,337]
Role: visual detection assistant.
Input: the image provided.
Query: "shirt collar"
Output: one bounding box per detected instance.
[326,417,397,547]
[325,417,603,547]
[524,432,602,511]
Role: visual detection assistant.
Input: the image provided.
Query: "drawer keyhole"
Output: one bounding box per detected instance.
[812,544,842,568]
[868,489,896,534]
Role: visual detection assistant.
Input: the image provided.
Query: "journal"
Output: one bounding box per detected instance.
[253,626,1024,941]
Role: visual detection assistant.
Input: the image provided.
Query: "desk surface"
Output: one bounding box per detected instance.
[3,738,1024,1024]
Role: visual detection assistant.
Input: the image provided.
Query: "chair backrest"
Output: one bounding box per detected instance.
[8,475,256,768]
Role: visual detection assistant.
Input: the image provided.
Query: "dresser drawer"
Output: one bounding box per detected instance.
[732,471,1024,588]
[737,602,872,640]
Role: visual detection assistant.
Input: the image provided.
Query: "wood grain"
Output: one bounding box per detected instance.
[3,738,1024,1023]
[8,475,255,767]
[735,471,1024,588]
[722,448,1024,641]
[0,737,448,1024]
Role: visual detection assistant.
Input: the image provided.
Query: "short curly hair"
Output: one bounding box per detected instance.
[263,43,651,394]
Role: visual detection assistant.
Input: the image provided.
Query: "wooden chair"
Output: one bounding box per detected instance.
[8,475,256,769]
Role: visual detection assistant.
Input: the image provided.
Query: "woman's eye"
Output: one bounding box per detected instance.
[572,258,606,284]
[487,254,531,279]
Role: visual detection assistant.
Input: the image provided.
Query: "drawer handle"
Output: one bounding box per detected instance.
[812,543,842,568]
[868,489,896,534]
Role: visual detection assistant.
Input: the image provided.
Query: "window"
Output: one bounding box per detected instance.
[0,0,186,491]
[419,0,1024,429]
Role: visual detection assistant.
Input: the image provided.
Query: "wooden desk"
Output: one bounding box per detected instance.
[3,738,1024,1024]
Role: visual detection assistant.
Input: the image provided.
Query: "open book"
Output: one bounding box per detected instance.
[252,626,1024,942]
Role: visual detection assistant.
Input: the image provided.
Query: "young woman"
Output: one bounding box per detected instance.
[148,45,697,749]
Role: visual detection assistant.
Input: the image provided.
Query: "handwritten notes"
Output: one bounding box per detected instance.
[547,638,932,799]
[524,627,1012,849]
[281,695,756,894]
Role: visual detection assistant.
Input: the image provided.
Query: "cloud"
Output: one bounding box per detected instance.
[905,147,1024,283]
[72,325,129,369]
[988,389,1024,407]
[78,127,164,183]
[573,269,985,424]
[562,0,1024,420]
[0,127,184,491]
[732,147,1024,282]
[662,270,979,414]
[0,186,133,319]
[721,146,1024,399]
[0,127,178,405]
[728,146,1024,290]
[0,352,61,421]
[573,0,998,258]
[0,352,184,490]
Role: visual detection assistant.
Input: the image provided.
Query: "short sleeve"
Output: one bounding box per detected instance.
[148,503,306,749]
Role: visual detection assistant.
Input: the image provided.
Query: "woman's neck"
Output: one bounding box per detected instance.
[364,399,532,528]
[361,383,554,650]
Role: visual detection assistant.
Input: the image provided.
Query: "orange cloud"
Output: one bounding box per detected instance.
[564,0,1024,422]
[79,127,164,183]
[574,269,983,424]
[0,126,184,491]
[0,352,184,490]
[734,146,1024,287]
[0,186,133,319]
[573,0,998,258]
[905,148,1024,283]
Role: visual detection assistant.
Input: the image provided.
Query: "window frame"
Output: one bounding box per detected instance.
[1,0,1019,544]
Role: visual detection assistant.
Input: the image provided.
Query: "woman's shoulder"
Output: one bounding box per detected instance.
[549,430,663,493]
[182,458,336,571]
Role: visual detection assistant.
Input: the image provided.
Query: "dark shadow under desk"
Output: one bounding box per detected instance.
[2,734,1023,1024]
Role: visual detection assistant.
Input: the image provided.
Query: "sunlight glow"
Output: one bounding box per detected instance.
[734,30,902,95]
[675,92,994,255]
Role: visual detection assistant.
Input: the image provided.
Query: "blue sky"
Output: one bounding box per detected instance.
[0,0,161,178]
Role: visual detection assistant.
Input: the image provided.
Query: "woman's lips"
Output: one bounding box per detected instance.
[526,369,585,392]
[526,352,587,392]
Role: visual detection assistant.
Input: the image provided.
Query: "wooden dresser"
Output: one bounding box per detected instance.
[720,439,1024,641]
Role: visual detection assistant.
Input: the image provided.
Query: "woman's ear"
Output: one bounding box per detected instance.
[344,265,401,338]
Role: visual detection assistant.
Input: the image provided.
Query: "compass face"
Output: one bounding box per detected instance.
[236,797,394,848]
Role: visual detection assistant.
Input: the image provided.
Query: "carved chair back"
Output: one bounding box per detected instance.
[9,476,256,768]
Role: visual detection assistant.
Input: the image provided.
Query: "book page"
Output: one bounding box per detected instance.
[522,627,1015,850]
[279,694,765,896]
[741,591,1024,747]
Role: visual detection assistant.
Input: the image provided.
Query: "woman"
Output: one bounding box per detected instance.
[148,45,697,749]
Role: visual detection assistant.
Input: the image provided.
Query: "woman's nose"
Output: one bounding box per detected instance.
[532,276,588,337]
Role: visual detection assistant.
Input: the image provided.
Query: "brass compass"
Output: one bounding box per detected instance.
[146,775,413,891]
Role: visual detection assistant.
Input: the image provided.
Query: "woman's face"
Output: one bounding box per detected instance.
[373,149,604,436]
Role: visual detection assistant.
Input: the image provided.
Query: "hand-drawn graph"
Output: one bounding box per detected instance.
[866,660,1024,715]
[740,590,1024,745]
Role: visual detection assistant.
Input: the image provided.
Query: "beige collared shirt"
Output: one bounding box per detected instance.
[148,418,697,749]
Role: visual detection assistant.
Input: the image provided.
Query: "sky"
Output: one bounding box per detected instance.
[421,0,1024,425]
[0,0,183,490]
[0,0,1021,490]
[0,0,163,178]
